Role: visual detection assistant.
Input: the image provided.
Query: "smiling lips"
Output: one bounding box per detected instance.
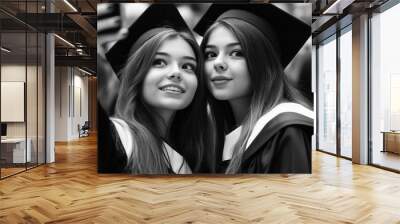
[210,76,232,86]
[159,84,186,94]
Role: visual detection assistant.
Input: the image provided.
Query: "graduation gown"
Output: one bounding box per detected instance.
[109,117,192,174]
[221,103,314,173]
[110,118,192,174]
[97,104,126,173]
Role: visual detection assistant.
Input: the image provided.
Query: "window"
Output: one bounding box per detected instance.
[317,35,337,154]
[370,2,400,171]
[339,27,352,158]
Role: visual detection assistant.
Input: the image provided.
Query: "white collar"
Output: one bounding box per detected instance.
[222,125,242,161]
[110,117,192,174]
[162,141,192,174]
[222,103,314,161]
[110,117,133,158]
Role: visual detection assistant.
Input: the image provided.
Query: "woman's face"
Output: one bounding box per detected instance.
[204,25,251,101]
[142,36,198,114]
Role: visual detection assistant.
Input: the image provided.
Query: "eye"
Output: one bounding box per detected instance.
[182,63,196,72]
[152,58,166,68]
[230,49,243,57]
[204,51,217,59]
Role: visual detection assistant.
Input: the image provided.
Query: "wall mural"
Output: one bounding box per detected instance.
[97,3,313,174]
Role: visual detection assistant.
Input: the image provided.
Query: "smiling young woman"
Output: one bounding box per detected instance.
[195,4,314,174]
[101,4,216,174]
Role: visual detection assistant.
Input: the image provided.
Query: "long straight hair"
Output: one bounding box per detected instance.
[201,19,311,174]
[114,28,216,174]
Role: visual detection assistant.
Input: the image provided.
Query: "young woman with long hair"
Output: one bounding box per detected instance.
[104,4,215,174]
[195,4,314,173]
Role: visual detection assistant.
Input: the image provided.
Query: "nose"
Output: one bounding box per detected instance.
[167,64,182,81]
[214,55,227,73]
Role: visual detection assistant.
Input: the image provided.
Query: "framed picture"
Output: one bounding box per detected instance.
[97,3,313,174]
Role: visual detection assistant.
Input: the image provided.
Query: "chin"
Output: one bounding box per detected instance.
[212,90,233,101]
[159,100,191,111]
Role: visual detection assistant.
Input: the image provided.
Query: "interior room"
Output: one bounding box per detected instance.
[0,0,400,223]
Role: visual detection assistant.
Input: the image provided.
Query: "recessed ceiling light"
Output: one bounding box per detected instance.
[63,0,78,12]
[54,34,75,48]
[1,47,11,53]
[78,67,92,76]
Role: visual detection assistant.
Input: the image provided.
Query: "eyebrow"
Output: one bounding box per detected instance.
[205,42,241,49]
[155,52,196,62]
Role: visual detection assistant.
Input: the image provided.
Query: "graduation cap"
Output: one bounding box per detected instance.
[194,3,310,68]
[105,4,193,76]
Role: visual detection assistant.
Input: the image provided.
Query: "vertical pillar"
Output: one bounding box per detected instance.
[352,14,369,164]
[46,0,55,163]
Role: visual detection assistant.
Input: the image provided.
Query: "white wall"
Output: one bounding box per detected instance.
[71,70,89,138]
[55,66,69,141]
[1,65,39,137]
[55,66,89,141]
[2,63,46,163]
[1,65,26,136]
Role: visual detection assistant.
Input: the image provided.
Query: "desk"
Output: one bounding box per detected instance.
[382,131,400,154]
[1,138,31,163]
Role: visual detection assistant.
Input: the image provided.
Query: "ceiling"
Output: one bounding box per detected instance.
[0,0,99,73]
[0,0,392,75]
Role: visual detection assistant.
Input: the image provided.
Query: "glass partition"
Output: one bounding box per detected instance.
[0,0,46,179]
[1,31,28,177]
[317,35,337,155]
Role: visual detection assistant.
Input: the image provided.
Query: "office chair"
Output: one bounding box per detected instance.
[79,121,90,138]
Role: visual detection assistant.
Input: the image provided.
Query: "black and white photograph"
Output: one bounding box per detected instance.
[97,3,313,174]
[4,0,400,222]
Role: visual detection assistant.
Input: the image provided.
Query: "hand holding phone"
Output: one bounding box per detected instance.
[97,3,127,55]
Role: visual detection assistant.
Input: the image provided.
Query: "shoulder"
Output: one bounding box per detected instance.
[277,124,312,140]
[239,124,311,173]
[268,125,311,173]
[245,103,313,149]
[257,124,311,155]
